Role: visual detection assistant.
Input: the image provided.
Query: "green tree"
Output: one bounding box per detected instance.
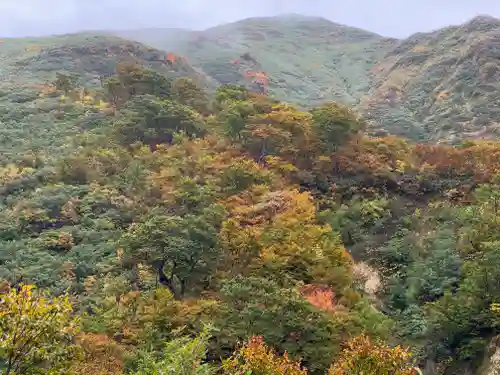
[121,206,225,299]
[0,284,81,375]
[113,95,205,147]
[54,72,79,96]
[214,276,366,375]
[218,101,255,141]
[215,84,249,106]
[173,77,211,115]
[133,328,216,375]
[104,63,173,109]
[310,101,364,152]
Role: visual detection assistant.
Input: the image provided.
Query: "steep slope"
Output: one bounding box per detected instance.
[0,33,214,162]
[112,14,397,107]
[359,15,500,142]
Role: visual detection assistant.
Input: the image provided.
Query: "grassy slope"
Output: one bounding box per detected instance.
[114,14,500,142]
[0,33,214,163]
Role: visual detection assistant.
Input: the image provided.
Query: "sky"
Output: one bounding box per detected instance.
[1,0,500,38]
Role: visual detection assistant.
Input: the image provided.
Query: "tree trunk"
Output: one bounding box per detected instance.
[157,261,181,300]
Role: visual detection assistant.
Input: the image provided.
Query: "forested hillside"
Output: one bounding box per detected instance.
[0,32,214,162]
[113,14,500,143]
[3,27,500,375]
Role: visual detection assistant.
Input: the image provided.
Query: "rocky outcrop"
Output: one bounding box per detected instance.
[478,336,500,375]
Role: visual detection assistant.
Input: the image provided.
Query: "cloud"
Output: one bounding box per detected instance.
[1,0,500,38]
[0,0,77,35]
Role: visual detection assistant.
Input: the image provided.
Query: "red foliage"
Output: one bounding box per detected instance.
[300,284,336,312]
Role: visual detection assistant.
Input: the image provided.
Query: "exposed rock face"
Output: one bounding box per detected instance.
[352,261,381,297]
[479,336,500,375]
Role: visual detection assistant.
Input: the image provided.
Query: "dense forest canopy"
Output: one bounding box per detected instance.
[2,26,500,375]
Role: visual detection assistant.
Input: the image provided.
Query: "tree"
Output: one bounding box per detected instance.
[218,101,255,141]
[104,63,173,109]
[133,328,216,375]
[113,95,205,147]
[310,101,365,152]
[0,284,81,375]
[120,206,224,299]
[221,188,353,290]
[329,334,418,375]
[244,104,314,164]
[215,84,249,106]
[214,276,360,375]
[221,336,307,375]
[54,72,79,96]
[173,77,211,115]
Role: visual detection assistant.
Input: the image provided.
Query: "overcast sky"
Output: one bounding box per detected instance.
[1,0,500,38]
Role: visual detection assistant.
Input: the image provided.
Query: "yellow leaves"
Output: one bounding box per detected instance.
[329,335,417,375]
[491,302,500,313]
[95,99,111,113]
[395,159,409,173]
[0,284,81,374]
[244,103,315,163]
[25,44,42,52]
[70,332,125,375]
[0,164,35,185]
[218,218,261,277]
[273,189,316,226]
[222,336,307,375]
[228,189,292,226]
[267,156,299,172]
[220,187,352,288]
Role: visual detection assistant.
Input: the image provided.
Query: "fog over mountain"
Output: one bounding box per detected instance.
[1,0,500,38]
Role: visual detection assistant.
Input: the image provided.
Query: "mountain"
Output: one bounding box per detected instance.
[359,15,500,142]
[4,15,500,375]
[112,14,500,142]
[3,14,500,146]
[0,33,214,162]
[112,15,397,107]
[0,32,214,91]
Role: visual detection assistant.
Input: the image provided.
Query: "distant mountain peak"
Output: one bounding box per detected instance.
[463,14,500,31]
[469,14,499,22]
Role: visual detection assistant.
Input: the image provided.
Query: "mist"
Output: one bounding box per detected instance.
[1,0,500,38]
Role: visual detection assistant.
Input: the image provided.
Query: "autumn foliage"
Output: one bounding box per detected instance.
[7,56,500,375]
[300,284,336,312]
[222,336,308,375]
[329,335,418,375]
